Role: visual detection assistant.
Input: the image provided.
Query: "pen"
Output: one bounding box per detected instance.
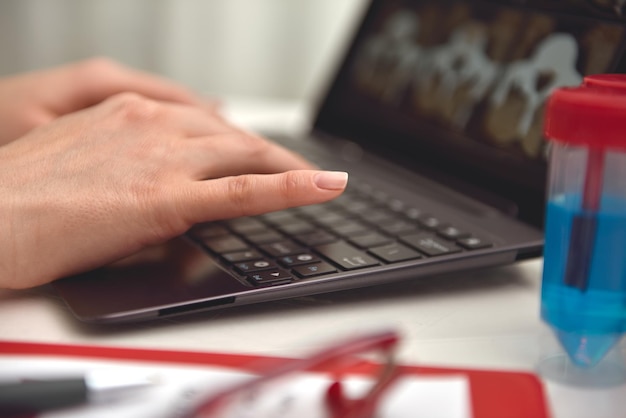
[0,369,157,415]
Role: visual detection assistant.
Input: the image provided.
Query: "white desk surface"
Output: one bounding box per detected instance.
[1,97,625,417]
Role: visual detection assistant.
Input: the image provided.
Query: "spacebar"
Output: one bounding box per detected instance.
[315,242,380,270]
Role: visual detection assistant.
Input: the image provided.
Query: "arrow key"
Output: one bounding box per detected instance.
[247,269,293,287]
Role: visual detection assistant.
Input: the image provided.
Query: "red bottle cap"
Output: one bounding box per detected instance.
[544,75,626,150]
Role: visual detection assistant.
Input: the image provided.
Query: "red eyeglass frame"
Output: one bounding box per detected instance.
[182,329,400,418]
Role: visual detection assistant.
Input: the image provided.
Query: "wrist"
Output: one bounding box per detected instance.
[0,144,49,289]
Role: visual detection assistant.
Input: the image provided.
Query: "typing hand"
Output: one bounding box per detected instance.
[0,93,347,288]
[0,57,218,146]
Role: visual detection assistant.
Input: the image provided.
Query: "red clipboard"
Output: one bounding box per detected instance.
[0,340,551,418]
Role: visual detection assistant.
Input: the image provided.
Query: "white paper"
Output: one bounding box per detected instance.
[0,355,471,418]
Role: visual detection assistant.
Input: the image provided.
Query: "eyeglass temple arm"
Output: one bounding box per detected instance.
[325,350,398,418]
[186,329,400,418]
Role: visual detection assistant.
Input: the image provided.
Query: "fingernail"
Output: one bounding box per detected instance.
[314,171,349,190]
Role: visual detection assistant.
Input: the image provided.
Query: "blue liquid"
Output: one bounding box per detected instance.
[542,194,626,367]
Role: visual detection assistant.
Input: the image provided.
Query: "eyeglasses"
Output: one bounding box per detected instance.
[182,329,400,418]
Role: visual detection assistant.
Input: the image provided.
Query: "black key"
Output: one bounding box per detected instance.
[235,259,278,274]
[226,218,267,234]
[387,198,406,212]
[348,232,393,249]
[379,220,418,235]
[329,221,371,237]
[277,221,317,235]
[262,211,301,225]
[245,230,284,245]
[437,225,470,241]
[457,236,493,250]
[189,224,229,239]
[369,243,422,263]
[279,253,321,267]
[437,225,471,240]
[247,270,293,287]
[355,183,375,195]
[298,205,334,217]
[260,240,303,257]
[418,215,442,230]
[371,190,389,204]
[315,241,380,270]
[202,236,248,254]
[358,210,395,224]
[315,212,349,226]
[334,198,371,214]
[223,250,263,263]
[401,233,462,256]
[293,262,338,278]
[295,230,338,246]
[404,207,422,220]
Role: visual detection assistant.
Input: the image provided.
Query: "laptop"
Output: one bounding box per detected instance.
[54,0,626,323]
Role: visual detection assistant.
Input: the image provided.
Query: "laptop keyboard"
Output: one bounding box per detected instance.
[187,183,493,288]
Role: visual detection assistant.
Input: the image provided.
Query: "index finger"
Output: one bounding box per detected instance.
[181,170,349,223]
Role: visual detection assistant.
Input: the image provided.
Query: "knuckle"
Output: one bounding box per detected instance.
[277,171,303,199]
[155,194,192,237]
[106,93,162,124]
[234,132,272,156]
[225,176,255,216]
[73,57,120,80]
[133,185,190,240]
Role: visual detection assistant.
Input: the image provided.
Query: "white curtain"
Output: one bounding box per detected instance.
[0,0,366,100]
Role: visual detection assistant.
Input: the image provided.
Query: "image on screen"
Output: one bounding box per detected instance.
[340,0,625,178]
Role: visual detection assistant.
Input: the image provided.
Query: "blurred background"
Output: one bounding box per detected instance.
[0,0,367,102]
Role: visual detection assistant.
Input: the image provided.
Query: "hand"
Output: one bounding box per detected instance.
[0,57,216,146]
[0,93,348,289]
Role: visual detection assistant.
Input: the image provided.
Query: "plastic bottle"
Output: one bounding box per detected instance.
[542,74,626,368]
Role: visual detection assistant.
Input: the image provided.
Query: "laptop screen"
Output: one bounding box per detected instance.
[314,0,626,227]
